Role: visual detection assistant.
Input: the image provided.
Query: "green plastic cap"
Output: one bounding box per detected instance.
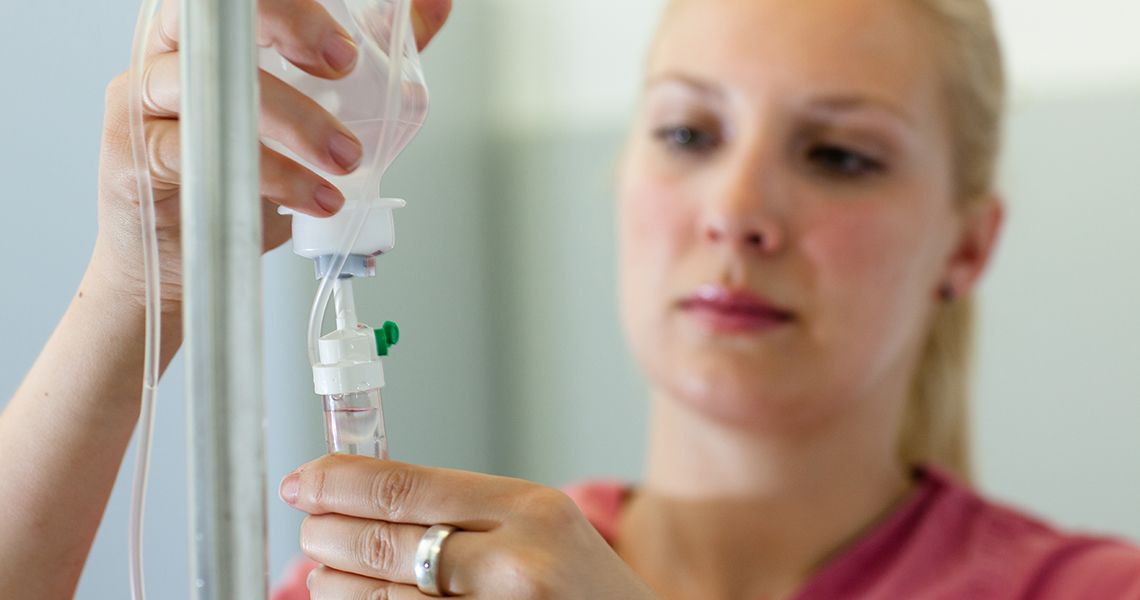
[374,321,400,357]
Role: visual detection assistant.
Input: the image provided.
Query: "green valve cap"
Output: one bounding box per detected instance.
[374,321,400,357]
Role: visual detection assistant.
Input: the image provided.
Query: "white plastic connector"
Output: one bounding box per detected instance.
[278,197,406,260]
[313,325,386,395]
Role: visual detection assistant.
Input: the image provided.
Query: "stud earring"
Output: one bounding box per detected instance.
[939,283,957,303]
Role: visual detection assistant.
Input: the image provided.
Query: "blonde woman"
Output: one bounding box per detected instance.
[3,0,1139,598]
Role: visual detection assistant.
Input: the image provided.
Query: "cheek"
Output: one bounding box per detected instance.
[617,167,698,357]
[618,174,695,294]
[801,210,918,301]
[798,201,944,371]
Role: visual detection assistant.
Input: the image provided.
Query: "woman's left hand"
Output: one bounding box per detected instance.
[280,455,659,599]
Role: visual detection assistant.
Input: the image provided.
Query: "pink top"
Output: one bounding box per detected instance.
[273,467,1140,599]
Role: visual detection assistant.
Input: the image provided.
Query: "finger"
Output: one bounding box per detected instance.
[306,566,436,600]
[145,0,179,56]
[143,118,182,189]
[261,145,345,217]
[411,0,452,51]
[136,118,342,218]
[139,52,178,118]
[149,0,359,79]
[302,516,484,596]
[282,455,528,527]
[260,69,364,175]
[257,0,359,79]
[141,53,364,176]
[300,514,427,584]
[262,197,293,252]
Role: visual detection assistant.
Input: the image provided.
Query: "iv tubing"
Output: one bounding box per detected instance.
[127,0,163,598]
[306,0,412,368]
[333,278,357,330]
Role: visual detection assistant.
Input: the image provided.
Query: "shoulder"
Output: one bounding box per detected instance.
[804,466,1140,599]
[918,467,1140,598]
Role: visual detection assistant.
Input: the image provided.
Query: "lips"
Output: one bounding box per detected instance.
[678,285,795,334]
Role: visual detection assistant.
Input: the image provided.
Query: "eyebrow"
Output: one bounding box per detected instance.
[646,72,916,127]
[645,72,727,100]
[804,95,916,127]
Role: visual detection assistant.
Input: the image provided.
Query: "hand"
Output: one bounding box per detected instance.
[93,0,452,312]
[280,455,660,599]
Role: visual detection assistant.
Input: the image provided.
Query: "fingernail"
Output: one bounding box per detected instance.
[322,32,358,73]
[328,132,363,172]
[280,473,300,505]
[314,183,345,215]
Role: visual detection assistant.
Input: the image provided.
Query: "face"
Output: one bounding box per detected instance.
[618,0,990,430]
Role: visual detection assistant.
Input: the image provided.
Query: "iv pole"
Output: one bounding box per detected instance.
[180,0,268,596]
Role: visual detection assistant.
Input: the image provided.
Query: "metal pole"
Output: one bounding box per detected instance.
[180,0,267,596]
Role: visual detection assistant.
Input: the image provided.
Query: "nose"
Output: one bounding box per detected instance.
[703,222,777,251]
[699,161,784,254]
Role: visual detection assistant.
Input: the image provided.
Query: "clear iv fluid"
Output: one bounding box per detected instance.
[323,388,389,459]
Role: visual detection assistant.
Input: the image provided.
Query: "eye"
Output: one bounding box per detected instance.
[653,125,719,154]
[806,145,885,177]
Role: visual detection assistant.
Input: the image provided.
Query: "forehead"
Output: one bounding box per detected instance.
[650,0,943,120]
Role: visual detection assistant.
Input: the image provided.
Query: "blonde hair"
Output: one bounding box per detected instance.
[899,0,1006,481]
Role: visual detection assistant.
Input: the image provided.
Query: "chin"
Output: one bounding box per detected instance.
[655,353,815,430]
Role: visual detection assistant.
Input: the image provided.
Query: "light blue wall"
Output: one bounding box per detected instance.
[975,88,1140,539]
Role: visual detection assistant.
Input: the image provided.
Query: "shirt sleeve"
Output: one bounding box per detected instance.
[1033,540,1140,599]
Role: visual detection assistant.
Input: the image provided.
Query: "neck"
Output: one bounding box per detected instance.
[620,386,911,600]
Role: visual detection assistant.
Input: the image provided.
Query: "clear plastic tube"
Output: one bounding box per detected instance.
[333,278,357,329]
[323,389,389,458]
[126,0,163,599]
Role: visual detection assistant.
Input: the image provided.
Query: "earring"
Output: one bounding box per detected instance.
[939,283,957,303]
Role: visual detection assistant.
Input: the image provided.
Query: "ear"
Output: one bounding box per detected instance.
[939,195,1005,299]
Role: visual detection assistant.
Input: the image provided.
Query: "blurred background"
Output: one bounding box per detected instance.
[0,0,1137,596]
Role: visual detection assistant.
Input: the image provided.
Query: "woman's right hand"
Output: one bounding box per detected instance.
[93,0,451,314]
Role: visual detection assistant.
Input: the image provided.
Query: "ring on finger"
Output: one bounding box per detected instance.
[414,524,458,597]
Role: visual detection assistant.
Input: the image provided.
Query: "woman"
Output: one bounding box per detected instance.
[2,0,1138,598]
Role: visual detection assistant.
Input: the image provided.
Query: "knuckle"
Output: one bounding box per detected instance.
[266,1,326,49]
[369,466,416,519]
[490,546,527,576]
[365,587,392,600]
[306,466,329,511]
[515,578,552,600]
[496,552,553,600]
[140,58,164,115]
[298,516,321,557]
[144,122,180,184]
[103,73,130,139]
[524,487,582,527]
[306,564,325,590]
[357,522,399,575]
[104,73,129,108]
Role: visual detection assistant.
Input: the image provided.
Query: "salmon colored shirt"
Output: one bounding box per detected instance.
[273,467,1140,599]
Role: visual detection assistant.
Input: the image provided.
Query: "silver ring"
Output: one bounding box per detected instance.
[415,524,458,596]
